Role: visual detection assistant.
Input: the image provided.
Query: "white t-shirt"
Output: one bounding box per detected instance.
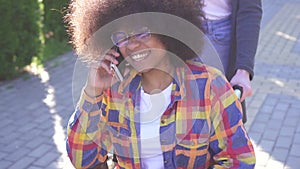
[203,0,232,20]
[139,83,172,169]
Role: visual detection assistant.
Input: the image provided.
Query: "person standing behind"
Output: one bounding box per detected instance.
[199,0,262,122]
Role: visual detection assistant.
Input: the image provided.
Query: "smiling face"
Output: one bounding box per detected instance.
[112,27,170,73]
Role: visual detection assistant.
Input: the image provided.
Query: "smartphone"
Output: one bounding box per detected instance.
[110,47,124,82]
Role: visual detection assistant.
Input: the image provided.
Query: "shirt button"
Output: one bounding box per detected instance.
[86,102,91,107]
[161,139,167,144]
[164,160,168,164]
[85,102,92,112]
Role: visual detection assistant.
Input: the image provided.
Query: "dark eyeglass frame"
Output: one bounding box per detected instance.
[111,27,151,47]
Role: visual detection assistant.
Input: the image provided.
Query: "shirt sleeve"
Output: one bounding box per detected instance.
[66,90,112,169]
[235,0,262,80]
[208,70,256,168]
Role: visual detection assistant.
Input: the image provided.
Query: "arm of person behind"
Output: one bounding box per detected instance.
[66,90,111,169]
[230,0,262,101]
[208,70,255,168]
[234,0,262,80]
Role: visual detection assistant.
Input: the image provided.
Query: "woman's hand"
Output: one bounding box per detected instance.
[84,49,121,97]
[230,69,253,102]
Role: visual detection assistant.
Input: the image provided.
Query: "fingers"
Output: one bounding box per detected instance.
[239,83,252,102]
[230,69,253,101]
[89,49,121,74]
[104,50,120,65]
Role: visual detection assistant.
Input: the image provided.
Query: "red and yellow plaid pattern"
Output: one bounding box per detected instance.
[67,61,255,169]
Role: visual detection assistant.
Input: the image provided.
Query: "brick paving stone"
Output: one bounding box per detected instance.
[40,127,55,137]
[286,108,300,118]
[45,162,60,169]
[1,139,28,153]
[255,113,271,123]
[250,122,267,134]
[293,133,300,144]
[279,126,296,137]
[24,137,50,149]
[4,147,31,162]
[266,119,283,130]
[249,132,263,143]
[275,137,293,149]
[26,102,44,111]
[271,147,289,163]
[259,105,274,114]
[27,166,44,169]
[249,99,264,109]
[290,144,300,157]
[263,97,278,106]
[290,103,300,109]
[285,156,300,169]
[296,125,300,133]
[0,151,7,159]
[20,129,44,142]
[18,122,39,133]
[14,116,33,127]
[36,119,55,130]
[0,118,13,129]
[0,161,13,169]
[0,125,18,138]
[283,117,299,128]
[274,103,290,111]
[33,113,53,124]
[7,156,36,169]
[33,151,60,167]
[258,140,275,153]
[263,129,279,140]
[271,110,287,120]
[28,144,53,158]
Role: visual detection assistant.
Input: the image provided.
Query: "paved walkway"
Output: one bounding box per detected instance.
[0,0,299,168]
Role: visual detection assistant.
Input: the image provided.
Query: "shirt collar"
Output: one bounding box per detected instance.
[116,66,187,102]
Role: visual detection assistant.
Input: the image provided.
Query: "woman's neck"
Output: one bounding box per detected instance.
[141,66,174,94]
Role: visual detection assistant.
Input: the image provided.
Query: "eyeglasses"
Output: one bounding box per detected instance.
[111,27,151,47]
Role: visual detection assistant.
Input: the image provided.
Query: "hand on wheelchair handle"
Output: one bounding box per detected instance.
[233,85,243,100]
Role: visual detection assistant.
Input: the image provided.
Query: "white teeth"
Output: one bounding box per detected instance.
[131,52,148,61]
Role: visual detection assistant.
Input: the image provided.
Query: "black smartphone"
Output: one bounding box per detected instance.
[110,47,124,81]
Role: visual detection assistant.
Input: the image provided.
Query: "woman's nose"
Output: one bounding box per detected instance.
[126,37,141,50]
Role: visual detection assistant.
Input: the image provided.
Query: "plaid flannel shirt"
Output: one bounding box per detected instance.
[67,61,255,169]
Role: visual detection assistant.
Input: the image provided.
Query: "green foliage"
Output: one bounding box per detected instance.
[0,0,42,80]
[0,0,71,80]
[41,0,71,62]
[43,0,69,42]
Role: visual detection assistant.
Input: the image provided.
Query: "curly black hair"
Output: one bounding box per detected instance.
[65,0,204,62]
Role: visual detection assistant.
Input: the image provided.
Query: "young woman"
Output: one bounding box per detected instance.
[65,0,255,168]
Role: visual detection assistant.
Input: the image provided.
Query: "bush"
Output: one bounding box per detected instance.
[0,0,71,80]
[0,0,42,80]
[42,0,71,62]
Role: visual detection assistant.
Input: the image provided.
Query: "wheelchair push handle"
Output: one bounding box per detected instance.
[233,85,243,100]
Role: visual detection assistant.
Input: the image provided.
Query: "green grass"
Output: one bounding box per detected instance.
[39,38,71,64]
[6,85,14,89]
[0,38,71,82]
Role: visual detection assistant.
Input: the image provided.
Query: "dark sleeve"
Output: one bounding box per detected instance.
[235,0,262,80]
